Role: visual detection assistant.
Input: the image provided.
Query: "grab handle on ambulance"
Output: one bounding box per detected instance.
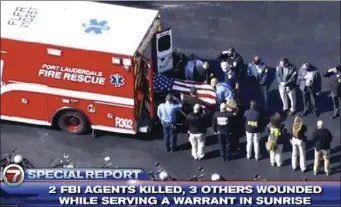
[62,99,79,104]
[47,48,62,56]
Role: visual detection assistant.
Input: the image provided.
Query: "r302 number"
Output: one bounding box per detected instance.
[115,117,133,129]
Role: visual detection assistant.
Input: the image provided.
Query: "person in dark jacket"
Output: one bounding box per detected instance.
[247,56,269,111]
[244,100,262,160]
[212,103,233,161]
[290,116,307,172]
[185,104,208,160]
[267,112,286,167]
[173,48,188,79]
[181,87,216,128]
[276,58,297,115]
[323,65,341,119]
[312,120,333,176]
[218,47,245,79]
[298,62,322,117]
[181,87,207,115]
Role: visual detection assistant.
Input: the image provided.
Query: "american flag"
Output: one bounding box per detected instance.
[153,73,217,105]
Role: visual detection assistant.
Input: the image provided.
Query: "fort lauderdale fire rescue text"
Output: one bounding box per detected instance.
[38,64,106,85]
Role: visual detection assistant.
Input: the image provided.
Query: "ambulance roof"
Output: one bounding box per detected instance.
[1,1,159,56]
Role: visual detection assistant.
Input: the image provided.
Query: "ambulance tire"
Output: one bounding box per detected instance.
[58,111,89,135]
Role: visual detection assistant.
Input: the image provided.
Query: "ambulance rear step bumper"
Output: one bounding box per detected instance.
[138,125,152,133]
[137,115,154,133]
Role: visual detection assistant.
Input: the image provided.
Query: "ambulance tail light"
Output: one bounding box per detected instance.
[47,48,62,56]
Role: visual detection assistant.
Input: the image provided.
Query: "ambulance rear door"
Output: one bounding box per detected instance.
[154,29,173,74]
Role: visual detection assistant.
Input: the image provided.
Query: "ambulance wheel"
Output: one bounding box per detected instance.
[58,111,88,135]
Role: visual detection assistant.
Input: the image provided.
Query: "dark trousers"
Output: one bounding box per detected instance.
[302,87,319,113]
[162,122,177,151]
[230,131,239,154]
[259,85,268,110]
[331,92,341,115]
[217,132,231,160]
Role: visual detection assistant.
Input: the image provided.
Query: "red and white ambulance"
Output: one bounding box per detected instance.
[0,1,175,135]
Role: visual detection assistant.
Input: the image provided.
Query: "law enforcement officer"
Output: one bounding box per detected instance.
[210,78,235,104]
[247,56,269,111]
[323,65,341,119]
[244,100,262,160]
[298,62,322,117]
[267,112,286,167]
[276,58,297,115]
[219,47,245,78]
[157,94,182,152]
[212,103,233,161]
[221,61,239,92]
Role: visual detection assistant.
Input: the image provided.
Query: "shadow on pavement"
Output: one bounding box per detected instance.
[177,141,191,151]
[205,149,220,160]
[205,134,218,146]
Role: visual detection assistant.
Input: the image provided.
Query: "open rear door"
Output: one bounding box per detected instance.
[155,29,173,74]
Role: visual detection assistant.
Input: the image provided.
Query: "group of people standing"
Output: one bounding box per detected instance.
[157,47,339,177]
[175,47,341,118]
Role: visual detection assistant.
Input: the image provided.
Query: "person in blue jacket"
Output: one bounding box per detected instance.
[247,56,269,111]
[210,78,235,104]
[157,94,182,152]
[185,54,204,81]
[185,54,196,81]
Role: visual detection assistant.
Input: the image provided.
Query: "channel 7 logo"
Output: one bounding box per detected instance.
[1,164,25,186]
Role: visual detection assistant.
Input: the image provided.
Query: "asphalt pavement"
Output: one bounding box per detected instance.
[1,1,340,181]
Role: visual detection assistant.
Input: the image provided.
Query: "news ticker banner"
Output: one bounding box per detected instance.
[1,164,340,206]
